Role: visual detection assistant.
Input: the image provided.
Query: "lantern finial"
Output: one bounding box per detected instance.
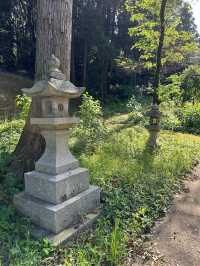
[49,54,66,80]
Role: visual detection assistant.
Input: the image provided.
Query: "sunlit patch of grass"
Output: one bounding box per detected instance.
[64,127,200,265]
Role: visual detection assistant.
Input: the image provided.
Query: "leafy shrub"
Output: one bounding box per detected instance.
[128,111,146,125]
[159,101,200,134]
[160,102,181,131]
[72,92,107,154]
[178,103,200,133]
[161,113,181,131]
[126,95,142,112]
[181,65,200,103]
[126,96,146,125]
[158,74,182,104]
[16,95,31,119]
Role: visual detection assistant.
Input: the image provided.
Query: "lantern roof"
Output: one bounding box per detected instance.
[22,55,85,98]
[146,104,162,118]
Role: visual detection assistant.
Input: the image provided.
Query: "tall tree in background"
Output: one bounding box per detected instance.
[12,0,36,73]
[126,0,198,74]
[72,0,132,100]
[147,0,168,149]
[0,0,35,74]
[153,0,168,105]
[179,1,199,40]
[11,0,73,177]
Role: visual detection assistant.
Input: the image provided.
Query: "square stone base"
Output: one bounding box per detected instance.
[30,211,101,246]
[25,168,90,204]
[14,185,100,233]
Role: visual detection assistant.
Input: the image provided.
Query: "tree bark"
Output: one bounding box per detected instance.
[147,0,168,150]
[71,33,76,83]
[83,39,88,87]
[11,0,73,179]
[35,0,72,80]
[153,0,168,105]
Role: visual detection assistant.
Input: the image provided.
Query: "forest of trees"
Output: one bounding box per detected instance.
[0,0,199,102]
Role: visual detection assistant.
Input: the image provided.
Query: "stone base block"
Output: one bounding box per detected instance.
[36,157,79,175]
[25,168,89,204]
[30,211,101,246]
[14,185,100,234]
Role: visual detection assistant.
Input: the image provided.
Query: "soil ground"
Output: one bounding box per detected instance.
[130,164,200,266]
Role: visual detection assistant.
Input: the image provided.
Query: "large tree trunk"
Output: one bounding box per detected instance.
[11,0,73,179]
[35,0,72,80]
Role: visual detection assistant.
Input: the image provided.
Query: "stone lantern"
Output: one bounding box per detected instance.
[146,104,162,149]
[14,55,101,244]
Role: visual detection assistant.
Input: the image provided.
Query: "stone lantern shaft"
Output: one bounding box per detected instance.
[14,55,101,245]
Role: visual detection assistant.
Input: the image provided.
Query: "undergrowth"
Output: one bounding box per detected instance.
[1,116,200,265]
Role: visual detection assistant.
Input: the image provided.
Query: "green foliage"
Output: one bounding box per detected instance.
[0,120,24,196]
[126,0,198,70]
[127,95,142,112]
[0,205,43,266]
[16,95,31,119]
[110,219,125,265]
[72,92,107,154]
[178,103,200,133]
[0,122,54,266]
[156,100,200,134]
[130,207,152,235]
[126,96,146,125]
[103,100,129,118]
[181,65,200,103]
[1,0,199,102]
[128,111,146,125]
[160,102,181,130]
[158,74,182,104]
[79,93,103,125]
[0,120,24,151]
[41,239,54,257]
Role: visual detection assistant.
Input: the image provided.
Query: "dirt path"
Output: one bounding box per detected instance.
[129,164,200,266]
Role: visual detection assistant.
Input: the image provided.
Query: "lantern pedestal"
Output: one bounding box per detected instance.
[13,55,101,245]
[14,118,101,245]
[33,117,80,175]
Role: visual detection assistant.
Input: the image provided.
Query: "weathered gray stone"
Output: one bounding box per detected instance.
[14,56,101,244]
[14,185,100,234]
[25,168,89,204]
[35,128,79,175]
[31,212,101,246]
